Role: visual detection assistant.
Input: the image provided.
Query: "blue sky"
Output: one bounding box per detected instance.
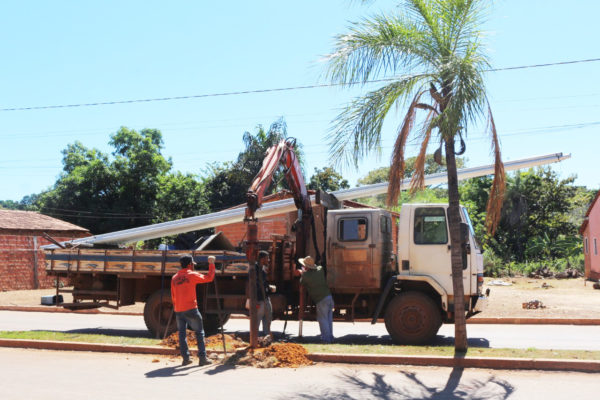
[1,0,598,202]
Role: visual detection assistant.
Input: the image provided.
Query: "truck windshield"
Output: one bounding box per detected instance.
[461,207,479,250]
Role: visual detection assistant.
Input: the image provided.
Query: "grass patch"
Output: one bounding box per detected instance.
[0,331,160,346]
[303,343,600,360]
[1,331,599,361]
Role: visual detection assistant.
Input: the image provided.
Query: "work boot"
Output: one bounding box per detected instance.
[181,359,193,366]
[198,356,212,366]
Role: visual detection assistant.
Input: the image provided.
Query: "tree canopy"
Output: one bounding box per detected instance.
[33,128,206,234]
[203,118,304,211]
[307,167,350,192]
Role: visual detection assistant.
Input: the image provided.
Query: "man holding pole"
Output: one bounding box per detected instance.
[171,255,215,366]
[297,256,334,344]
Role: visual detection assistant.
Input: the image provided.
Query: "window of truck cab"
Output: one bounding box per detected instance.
[413,207,448,244]
[338,217,368,241]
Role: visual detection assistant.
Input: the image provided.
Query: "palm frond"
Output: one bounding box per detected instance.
[485,104,505,235]
[410,109,436,194]
[325,14,434,85]
[387,90,427,206]
[328,75,427,168]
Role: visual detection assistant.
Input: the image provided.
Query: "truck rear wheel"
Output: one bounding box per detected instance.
[384,291,442,345]
[202,313,231,336]
[144,290,177,338]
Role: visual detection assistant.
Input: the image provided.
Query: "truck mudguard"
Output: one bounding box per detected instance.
[370,275,397,324]
[395,274,449,311]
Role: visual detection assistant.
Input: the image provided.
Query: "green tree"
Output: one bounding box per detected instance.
[154,172,209,223]
[36,128,189,234]
[0,200,23,210]
[325,0,504,351]
[204,118,303,210]
[460,167,591,263]
[307,167,350,192]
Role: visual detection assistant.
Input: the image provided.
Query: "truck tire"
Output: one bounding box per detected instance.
[384,291,442,345]
[202,313,230,335]
[143,289,177,338]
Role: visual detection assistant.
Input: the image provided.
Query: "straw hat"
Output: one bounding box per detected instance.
[298,256,317,269]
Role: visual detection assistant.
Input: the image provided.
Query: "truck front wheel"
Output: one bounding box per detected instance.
[384,292,442,345]
[143,290,177,338]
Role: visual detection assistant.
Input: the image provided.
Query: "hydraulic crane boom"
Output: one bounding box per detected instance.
[245,137,316,264]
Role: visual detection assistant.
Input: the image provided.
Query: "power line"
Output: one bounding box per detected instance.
[1,58,599,112]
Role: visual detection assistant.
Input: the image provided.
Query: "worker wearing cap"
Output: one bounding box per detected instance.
[297,256,334,344]
[171,255,215,366]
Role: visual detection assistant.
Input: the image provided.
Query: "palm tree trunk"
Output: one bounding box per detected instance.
[444,136,469,352]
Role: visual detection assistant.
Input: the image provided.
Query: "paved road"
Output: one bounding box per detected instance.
[2,310,600,350]
[1,347,598,400]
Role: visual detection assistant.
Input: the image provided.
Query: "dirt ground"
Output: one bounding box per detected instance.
[0,287,145,314]
[474,277,600,319]
[1,277,599,319]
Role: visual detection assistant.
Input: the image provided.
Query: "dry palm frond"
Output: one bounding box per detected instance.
[485,105,505,235]
[387,90,425,207]
[410,109,436,194]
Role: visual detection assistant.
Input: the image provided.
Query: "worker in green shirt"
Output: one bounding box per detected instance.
[297,256,334,343]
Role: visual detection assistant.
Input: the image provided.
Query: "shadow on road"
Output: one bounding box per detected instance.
[276,366,515,399]
[145,363,218,378]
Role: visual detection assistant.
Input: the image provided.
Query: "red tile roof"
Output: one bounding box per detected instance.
[0,209,89,232]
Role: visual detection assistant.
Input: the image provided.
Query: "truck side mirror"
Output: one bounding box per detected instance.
[460,222,470,269]
[460,222,469,245]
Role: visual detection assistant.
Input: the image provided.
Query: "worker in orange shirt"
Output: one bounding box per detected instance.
[171,254,215,366]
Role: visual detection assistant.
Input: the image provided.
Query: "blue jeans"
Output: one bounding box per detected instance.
[316,295,334,343]
[175,308,207,360]
[256,297,272,336]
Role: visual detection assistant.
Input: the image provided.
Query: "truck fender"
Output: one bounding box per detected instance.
[370,275,397,324]
[395,275,449,312]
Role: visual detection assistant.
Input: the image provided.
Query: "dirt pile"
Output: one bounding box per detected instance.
[160,332,247,350]
[160,333,311,368]
[522,300,546,309]
[225,343,313,368]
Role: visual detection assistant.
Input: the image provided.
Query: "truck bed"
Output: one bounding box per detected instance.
[44,248,249,276]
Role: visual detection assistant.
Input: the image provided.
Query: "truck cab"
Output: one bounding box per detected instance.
[324,203,486,345]
[398,203,484,304]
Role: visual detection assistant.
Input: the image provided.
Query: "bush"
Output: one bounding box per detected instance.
[483,250,507,277]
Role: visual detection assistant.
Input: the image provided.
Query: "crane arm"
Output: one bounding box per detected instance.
[245,138,310,220]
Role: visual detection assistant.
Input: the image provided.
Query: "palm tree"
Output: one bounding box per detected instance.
[325,0,505,351]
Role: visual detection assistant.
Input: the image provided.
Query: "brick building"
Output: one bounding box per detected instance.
[0,209,90,291]
[580,191,600,280]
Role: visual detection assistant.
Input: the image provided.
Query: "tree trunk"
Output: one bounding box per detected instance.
[444,136,468,352]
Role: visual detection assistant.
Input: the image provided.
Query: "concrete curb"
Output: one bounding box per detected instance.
[0,338,176,355]
[307,353,600,373]
[2,306,600,325]
[467,317,600,325]
[1,339,599,372]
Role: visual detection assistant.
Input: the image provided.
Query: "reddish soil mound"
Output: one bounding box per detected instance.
[226,343,313,368]
[160,332,247,350]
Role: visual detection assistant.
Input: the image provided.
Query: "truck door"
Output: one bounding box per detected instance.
[326,211,378,290]
[408,206,470,295]
[461,207,481,296]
